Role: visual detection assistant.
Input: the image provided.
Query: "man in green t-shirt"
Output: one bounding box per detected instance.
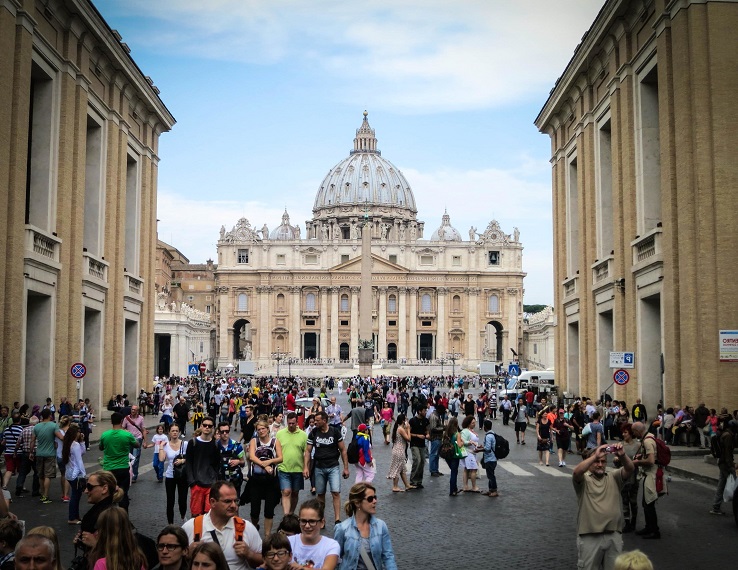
[276,412,308,515]
[29,409,58,504]
[99,412,140,510]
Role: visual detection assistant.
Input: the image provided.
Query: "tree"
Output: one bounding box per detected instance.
[523,304,547,314]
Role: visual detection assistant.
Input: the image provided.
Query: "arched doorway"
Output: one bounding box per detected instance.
[340,343,350,361]
[303,332,318,359]
[233,319,252,360]
[419,333,434,361]
[485,321,504,361]
[387,343,397,361]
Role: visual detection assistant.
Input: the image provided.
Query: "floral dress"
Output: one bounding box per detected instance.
[387,429,408,478]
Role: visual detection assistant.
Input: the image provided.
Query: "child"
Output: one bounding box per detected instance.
[258,532,292,570]
[147,424,168,481]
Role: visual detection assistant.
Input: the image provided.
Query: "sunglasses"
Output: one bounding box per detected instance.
[202,424,214,428]
[156,544,182,552]
[364,495,378,502]
[85,483,102,491]
[219,430,230,434]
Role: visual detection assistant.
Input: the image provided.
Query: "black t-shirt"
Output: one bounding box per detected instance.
[408,415,429,448]
[308,426,343,468]
[173,403,189,423]
[463,399,475,417]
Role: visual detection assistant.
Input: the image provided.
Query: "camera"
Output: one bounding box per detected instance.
[605,446,616,453]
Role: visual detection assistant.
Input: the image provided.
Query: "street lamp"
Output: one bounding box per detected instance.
[272,349,287,378]
[446,347,462,379]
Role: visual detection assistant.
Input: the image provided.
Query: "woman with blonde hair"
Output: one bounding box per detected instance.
[89,507,147,570]
[613,549,653,570]
[334,483,397,570]
[26,526,63,570]
[55,415,72,502]
[75,470,125,552]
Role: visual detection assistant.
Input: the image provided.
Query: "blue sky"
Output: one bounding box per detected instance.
[97,0,605,305]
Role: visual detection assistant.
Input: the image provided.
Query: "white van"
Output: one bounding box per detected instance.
[498,370,556,400]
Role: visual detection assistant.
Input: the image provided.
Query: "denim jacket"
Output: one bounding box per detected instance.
[334,515,398,570]
[482,430,497,464]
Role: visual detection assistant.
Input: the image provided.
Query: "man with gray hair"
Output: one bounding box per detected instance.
[14,535,55,570]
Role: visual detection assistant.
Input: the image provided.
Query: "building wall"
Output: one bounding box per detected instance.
[0,0,173,412]
[536,0,738,412]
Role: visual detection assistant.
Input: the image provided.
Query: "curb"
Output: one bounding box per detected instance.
[667,464,719,486]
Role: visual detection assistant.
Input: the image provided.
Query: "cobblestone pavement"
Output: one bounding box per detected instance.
[10,392,738,568]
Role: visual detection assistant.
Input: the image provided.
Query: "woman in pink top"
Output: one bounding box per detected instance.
[90,507,147,570]
[380,402,394,444]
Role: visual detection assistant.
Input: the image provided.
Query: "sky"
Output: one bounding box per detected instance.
[97,0,606,306]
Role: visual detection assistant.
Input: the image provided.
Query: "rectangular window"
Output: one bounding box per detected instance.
[238,249,249,263]
[238,294,248,311]
[305,319,315,326]
[533,343,538,355]
[206,305,211,314]
[488,251,499,265]
[389,255,397,264]
[305,254,318,264]
[341,254,349,264]
[340,320,349,326]
[206,295,212,301]
[388,296,397,312]
[388,320,397,326]
[420,255,433,265]
[200,341,204,353]
[452,255,461,266]
[422,320,432,327]
[276,254,286,265]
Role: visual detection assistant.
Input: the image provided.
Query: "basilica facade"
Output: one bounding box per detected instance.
[213,114,525,371]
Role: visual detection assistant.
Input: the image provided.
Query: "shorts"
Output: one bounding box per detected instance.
[4,454,18,473]
[314,465,341,494]
[36,456,57,478]
[514,422,527,433]
[278,470,305,492]
[189,484,211,516]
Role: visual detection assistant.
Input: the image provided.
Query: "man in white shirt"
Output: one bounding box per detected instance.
[182,481,262,570]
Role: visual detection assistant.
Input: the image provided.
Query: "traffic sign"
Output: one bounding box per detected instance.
[609,351,635,369]
[70,362,86,379]
[508,363,521,376]
[613,369,630,385]
[199,362,207,373]
[188,364,199,376]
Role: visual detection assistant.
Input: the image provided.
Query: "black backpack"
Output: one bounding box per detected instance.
[492,432,510,459]
[347,433,360,465]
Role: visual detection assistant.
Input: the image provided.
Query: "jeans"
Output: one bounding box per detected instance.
[153,454,165,480]
[131,442,142,481]
[484,460,498,491]
[428,439,441,474]
[410,446,426,486]
[68,478,84,521]
[446,458,460,494]
[712,464,734,511]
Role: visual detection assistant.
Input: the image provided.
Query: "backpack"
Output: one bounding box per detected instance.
[645,434,671,466]
[440,434,455,461]
[347,434,360,465]
[492,432,510,459]
[193,514,245,542]
[709,433,723,459]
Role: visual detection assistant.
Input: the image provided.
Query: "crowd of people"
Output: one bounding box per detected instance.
[0,372,734,570]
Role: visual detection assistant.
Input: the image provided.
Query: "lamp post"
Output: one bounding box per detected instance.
[447,347,462,379]
[272,349,287,378]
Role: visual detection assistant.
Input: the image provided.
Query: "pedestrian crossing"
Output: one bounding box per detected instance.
[427,460,575,479]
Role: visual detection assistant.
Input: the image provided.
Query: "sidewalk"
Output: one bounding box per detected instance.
[667,454,720,485]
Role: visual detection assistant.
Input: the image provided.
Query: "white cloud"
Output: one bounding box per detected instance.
[118,0,605,112]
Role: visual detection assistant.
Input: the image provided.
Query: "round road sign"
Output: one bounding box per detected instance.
[613,369,630,385]
[199,362,207,372]
[70,362,87,379]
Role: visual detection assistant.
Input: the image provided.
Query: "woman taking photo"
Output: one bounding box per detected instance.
[248,419,283,536]
[151,526,189,570]
[334,483,397,570]
[386,414,414,492]
[159,424,189,524]
[61,423,86,524]
[288,499,340,569]
[442,417,464,496]
[460,416,481,493]
[89,507,147,570]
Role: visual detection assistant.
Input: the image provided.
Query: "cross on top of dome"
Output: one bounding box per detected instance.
[351,111,380,155]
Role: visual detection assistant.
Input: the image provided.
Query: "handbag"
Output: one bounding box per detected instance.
[582,423,592,437]
[440,435,455,461]
[68,545,89,570]
[75,477,88,491]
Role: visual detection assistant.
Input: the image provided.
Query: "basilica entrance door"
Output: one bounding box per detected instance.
[419,334,434,360]
[340,343,350,361]
[387,343,397,361]
[303,332,318,359]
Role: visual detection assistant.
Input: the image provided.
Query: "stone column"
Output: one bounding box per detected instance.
[258,286,270,363]
[408,287,418,360]
[319,286,328,360]
[330,287,340,359]
[467,288,479,361]
[350,286,360,359]
[378,286,388,359]
[291,286,301,358]
[398,287,407,361]
[436,287,447,358]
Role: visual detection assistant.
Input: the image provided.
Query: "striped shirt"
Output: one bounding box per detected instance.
[2,424,24,454]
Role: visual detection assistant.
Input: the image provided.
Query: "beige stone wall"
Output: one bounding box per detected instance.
[536,0,738,412]
[0,0,173,411]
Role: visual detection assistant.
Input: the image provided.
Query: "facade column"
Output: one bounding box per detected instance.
[378,287,388,359]
[398,287,407,361]
[436,287,447,358]
[350,286,360,359]
[467,288,479,361]
[330,287,339,359]
[408,287,418,360]
[291,286,301,358]
[258,286,270,363]
[319,287,328,360]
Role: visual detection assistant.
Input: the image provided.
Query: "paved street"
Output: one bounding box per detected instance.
[9,391,737,567]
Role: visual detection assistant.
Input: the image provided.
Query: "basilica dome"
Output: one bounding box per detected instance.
[312,112,417,222]
[430,210,462,241]
[270,210,299,240]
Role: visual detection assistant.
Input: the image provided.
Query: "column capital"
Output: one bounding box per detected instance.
[466,287,480,296]
[319,286,329,294]
[408,287,419,294]
[437,287,448,295]
[398,286,408,294]
[378,286,388,294]
[329,286,341,294]
[507,288,519,295]
[350,286,361,294]
[290,286,302,294]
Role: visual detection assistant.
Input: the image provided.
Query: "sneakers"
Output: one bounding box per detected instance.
[709,509,724,515]
[40,496,52,504]
[62,496,70,502]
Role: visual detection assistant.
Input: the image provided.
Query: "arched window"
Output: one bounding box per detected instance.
[388,295,397,313]
[277,293,285,310]
[306,292,316,311]
[238,293,248,311]
[421,293,432,312]
[340,294,349,312]
[452,295,461,312]
[488,294,499,313]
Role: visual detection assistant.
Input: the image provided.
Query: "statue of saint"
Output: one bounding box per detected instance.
[399,225,406,240]
[261,223,269,239]
[469,226,477,241]
[321,224,329,240]
[219,225,226,240]
[409,224,417,241]
[513,227,520,242]
[295,224,301,238]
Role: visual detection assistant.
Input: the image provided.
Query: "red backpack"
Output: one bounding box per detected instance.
[645,434,671,466]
